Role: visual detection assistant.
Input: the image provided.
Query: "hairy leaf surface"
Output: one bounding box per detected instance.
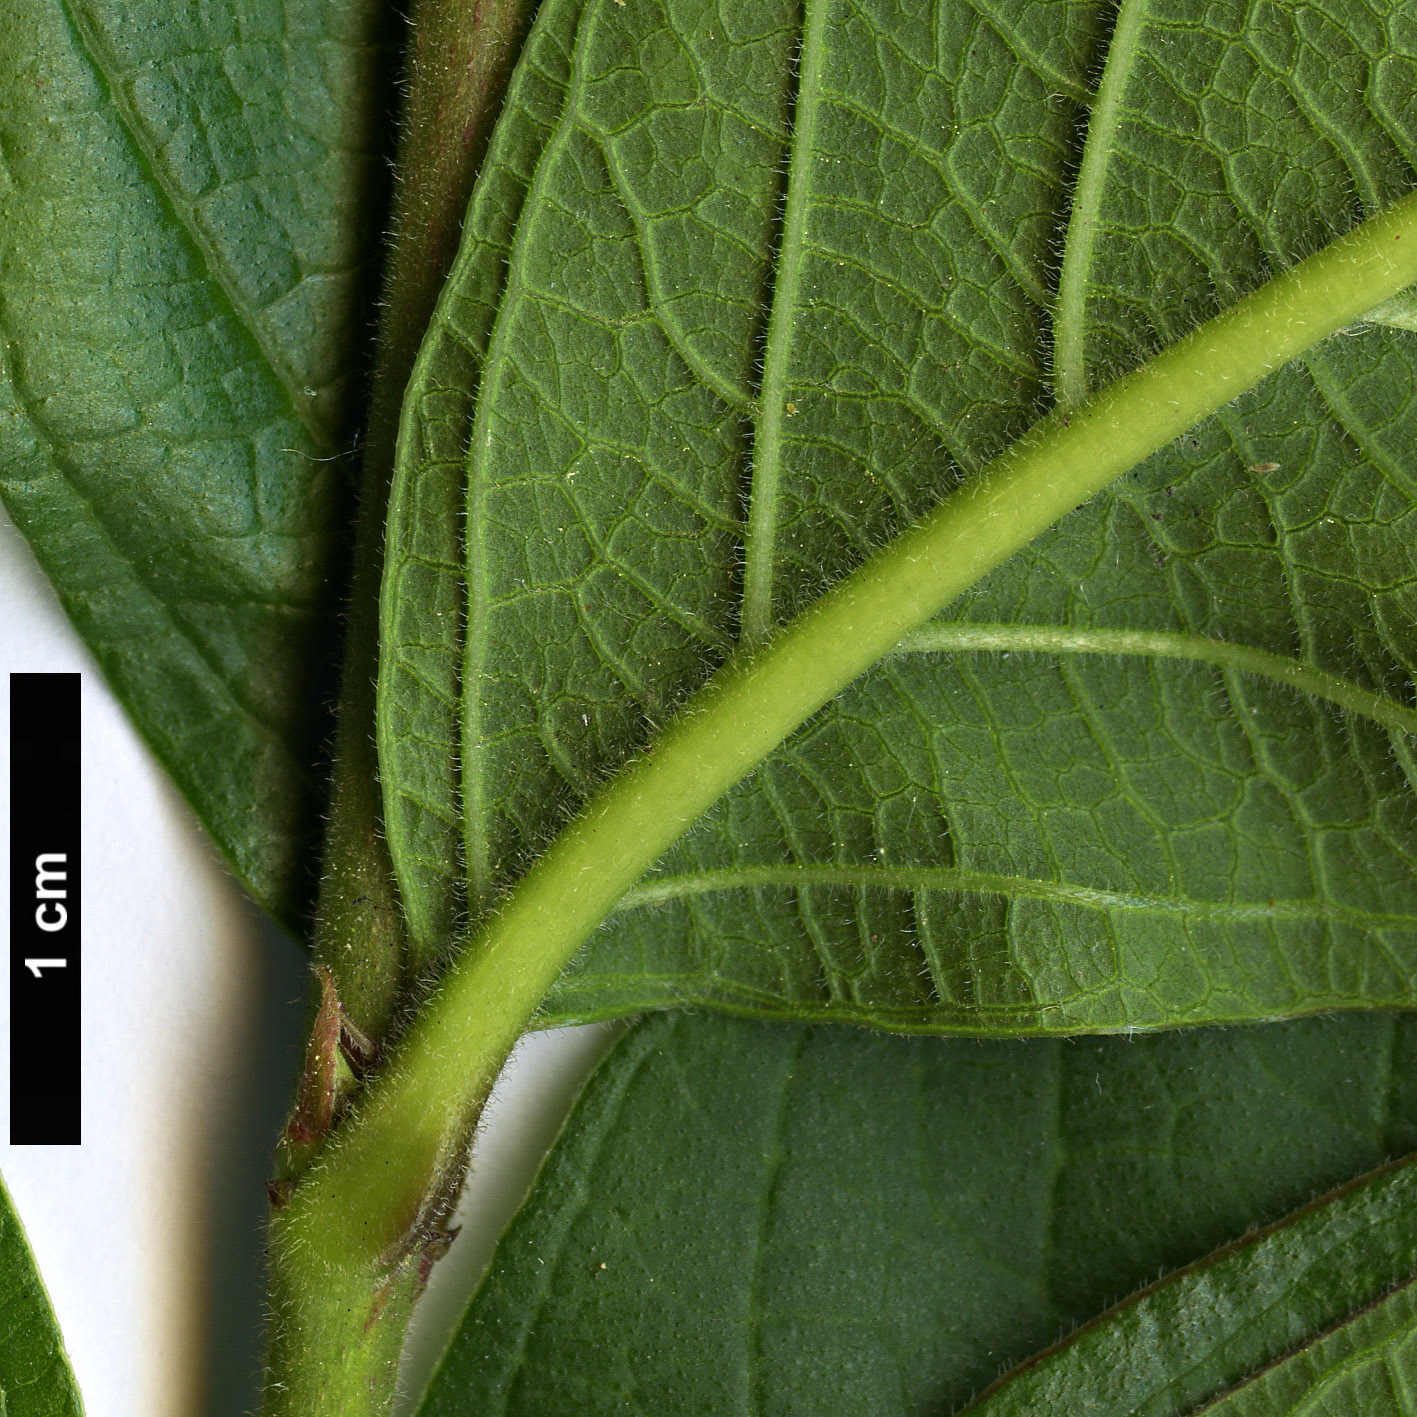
[0,1173,82,1417]
[965,1153,1417,1415]
[414,1012,1417,1417]
[380,0,1417,1029]
[0,0,389,922]
[1190,1283,1417,1416]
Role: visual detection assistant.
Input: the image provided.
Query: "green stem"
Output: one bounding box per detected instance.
[262,1251,420,1417]
[371,0,539,480]
[310,0,540,1042]
[267,192,1417,1412]
[265,2,541,1409]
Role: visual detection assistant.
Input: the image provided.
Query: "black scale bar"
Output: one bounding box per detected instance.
[9,673,81,1144]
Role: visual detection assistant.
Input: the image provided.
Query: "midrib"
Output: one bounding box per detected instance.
[740,0,831,647]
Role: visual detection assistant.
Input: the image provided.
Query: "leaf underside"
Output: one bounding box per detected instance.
[1192,1284,1417,1416]
[380,0,1417,1033]
[416,1012,1417,1417]
[0,1173,83,1417]
[0,0,391,925]
[1020,1286,1417,1417]
[5,0,1417,1413]
[966,1145,1417,1415]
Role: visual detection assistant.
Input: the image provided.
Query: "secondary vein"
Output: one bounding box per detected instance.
[619,865,1417,929]
[1052,0,1149,407]
[740,0,830,646]
[458,20,587,912]
[282,188,1417,1271]
[893,623,1417,736]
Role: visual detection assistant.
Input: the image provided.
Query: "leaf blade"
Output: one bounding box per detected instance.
[963,1156,1417,1416]
[380,0,1417,1026]
[1196,1282,1417,1415]
[413,1012,1417,1417]
[0,0,388,922]
[0,1173,83,1417]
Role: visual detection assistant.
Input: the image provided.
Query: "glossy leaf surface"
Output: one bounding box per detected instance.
[381,0,1417,1030]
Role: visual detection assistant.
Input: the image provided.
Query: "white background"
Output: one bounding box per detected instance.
[0,509,612,1416]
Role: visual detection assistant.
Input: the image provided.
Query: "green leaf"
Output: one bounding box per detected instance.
[965,1154,1417,1415]
[1182,1285,1417,1416]
[0,1173,83,1417]
[413,1011,1417,1417]
[0,0,389,923]
[379,0,1417,1029]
